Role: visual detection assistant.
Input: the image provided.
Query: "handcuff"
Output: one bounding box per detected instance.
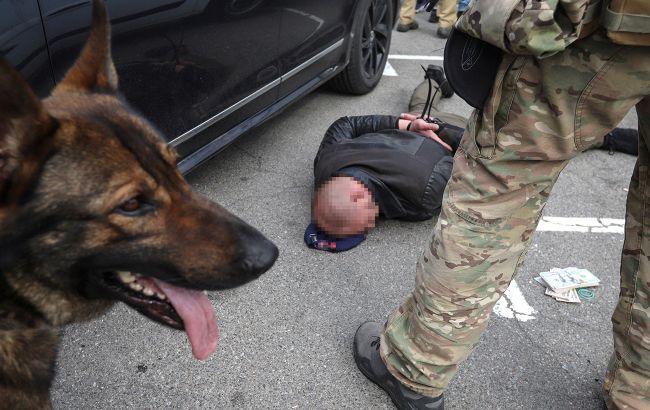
[413,65,447,133]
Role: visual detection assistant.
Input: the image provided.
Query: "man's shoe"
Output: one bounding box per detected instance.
[353,321,445,410]
[436,26,451,38]
[397,21,419,32]
[424,64,454,98]
[428,9,439,23]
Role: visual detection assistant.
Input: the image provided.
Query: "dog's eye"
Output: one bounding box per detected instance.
[116,196,153,216]
[121,198,141,212]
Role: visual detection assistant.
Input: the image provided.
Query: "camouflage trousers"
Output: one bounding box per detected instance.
[379,30,650,409]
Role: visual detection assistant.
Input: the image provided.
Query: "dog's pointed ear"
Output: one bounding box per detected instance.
[53,0,118,94]
[0,60,56,199]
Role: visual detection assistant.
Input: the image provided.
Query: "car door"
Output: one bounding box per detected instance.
[39,0,281,158]
[276,0,356,99]
[0,1,54,97]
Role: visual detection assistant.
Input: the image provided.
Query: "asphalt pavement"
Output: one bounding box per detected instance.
[52,11,639,410]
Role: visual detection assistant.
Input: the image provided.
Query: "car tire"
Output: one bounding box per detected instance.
[329,0,394,95]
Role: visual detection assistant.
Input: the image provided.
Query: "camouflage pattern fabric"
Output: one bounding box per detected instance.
[455,0,601,58]
[604,97,650,409]
[379,30,650,409]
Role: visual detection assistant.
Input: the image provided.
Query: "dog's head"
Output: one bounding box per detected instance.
[0,0,278,360]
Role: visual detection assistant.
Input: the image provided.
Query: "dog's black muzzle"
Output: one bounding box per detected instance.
[234,222,279,279]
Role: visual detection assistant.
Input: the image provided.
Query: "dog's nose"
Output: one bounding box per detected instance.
[235,224,279,276]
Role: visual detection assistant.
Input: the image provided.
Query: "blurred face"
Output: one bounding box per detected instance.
[314,176,379,237]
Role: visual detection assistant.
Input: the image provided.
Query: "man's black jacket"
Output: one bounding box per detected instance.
[313,115,463,221]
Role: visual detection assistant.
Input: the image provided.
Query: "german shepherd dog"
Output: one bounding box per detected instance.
[0,1,278,407]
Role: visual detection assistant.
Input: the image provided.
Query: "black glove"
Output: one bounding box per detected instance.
[426,117,463,153]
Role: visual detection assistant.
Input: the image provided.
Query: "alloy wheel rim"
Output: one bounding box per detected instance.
[361,0,390,80]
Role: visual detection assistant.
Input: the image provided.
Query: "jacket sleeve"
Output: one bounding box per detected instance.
[421,156,454,219]
[314,115,398,169]
[456,0,597,58]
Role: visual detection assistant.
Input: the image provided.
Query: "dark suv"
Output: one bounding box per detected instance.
[1,0,397,172]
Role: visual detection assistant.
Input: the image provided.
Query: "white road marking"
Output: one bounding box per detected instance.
[494,280,537,322]
[388,54,444,61]
[382,61,398,77]
[537,217,624,234]
[382,54,444,76]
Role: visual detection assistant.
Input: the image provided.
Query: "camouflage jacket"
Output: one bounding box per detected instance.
[456,0,602,58]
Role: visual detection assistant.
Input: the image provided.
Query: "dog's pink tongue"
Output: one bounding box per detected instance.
[152,279,218,360]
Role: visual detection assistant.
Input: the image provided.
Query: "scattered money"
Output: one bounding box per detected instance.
[539,267,600,292]
[544,287,581,303]
[534,267,600,303]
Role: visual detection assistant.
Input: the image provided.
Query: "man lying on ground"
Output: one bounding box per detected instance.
[305,65,638,252]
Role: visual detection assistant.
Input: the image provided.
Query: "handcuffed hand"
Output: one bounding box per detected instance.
[400,113,452,152]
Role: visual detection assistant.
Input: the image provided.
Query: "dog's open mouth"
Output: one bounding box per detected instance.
[103,271,218,360]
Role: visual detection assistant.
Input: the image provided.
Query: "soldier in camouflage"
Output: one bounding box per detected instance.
[353,1,650,409]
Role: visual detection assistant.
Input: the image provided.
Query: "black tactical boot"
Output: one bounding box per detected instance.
[425,64,454,98]
[598,128,639,156]
[436,26,452,39]
[397,21,419,32]
[427,0,439,22]
[353,321,445,410]
[428,8,439,23]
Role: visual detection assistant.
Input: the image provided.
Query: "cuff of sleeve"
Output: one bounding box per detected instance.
[388,115,399,130]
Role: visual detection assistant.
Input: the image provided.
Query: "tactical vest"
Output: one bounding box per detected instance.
[601,0,650,45]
